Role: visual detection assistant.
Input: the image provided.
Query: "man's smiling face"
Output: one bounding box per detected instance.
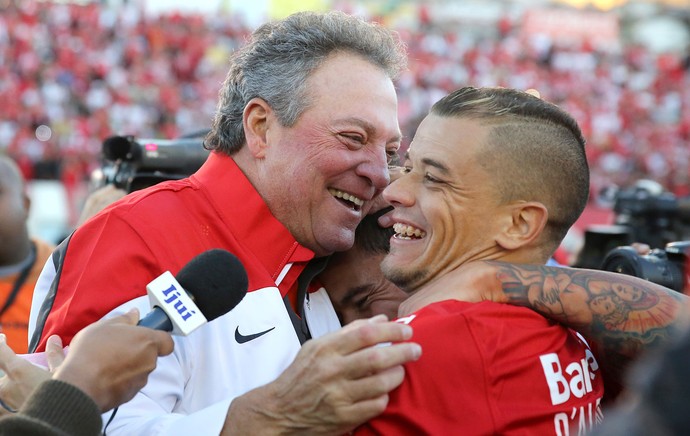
[381,115,507,292]
[320,246,407,325]
[259,52,402,256]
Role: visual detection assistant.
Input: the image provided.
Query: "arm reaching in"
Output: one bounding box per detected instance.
[401,261,689,380]
[222,315,421,435]
[0,309,174,415]
[0,335,65,415]
[0,309,174,436]
[53,308,174,412]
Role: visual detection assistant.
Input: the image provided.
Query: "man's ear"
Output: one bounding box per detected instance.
[495,201,548,250]
[22,192,31,218]
[242,98,272,159]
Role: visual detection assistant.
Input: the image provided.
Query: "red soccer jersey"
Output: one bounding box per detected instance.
[29,153,317,433]
[356,300,604,435]
[31,152,314,350]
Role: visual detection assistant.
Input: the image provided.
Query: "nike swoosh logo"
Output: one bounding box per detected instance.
[235,326,276,344]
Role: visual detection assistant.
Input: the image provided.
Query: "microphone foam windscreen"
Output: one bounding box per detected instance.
[176,249,248,321]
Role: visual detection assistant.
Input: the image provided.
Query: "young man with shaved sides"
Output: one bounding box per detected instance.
[353,87,687,434]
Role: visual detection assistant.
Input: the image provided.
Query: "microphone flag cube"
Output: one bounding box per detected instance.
[146,271,208,335]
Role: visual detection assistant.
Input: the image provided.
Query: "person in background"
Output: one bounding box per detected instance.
[0,156,55,354]
[76,184,127,228]
[319,209,406,325]
[0,309,173,436]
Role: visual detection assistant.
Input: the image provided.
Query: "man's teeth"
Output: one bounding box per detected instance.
[393,223,426,239]
[328,188,364,206]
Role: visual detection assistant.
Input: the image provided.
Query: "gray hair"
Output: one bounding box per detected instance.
[205,11,407,155]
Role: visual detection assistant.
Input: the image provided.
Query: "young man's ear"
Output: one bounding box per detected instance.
[242,98,272,159]
[495,201,548,250]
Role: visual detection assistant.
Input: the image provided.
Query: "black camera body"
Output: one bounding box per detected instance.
[600,241,690,293]
[574,181,690,293]
[99,134,210,193]
[612,183,688,249]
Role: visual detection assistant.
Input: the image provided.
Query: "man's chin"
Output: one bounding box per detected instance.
[316,234,356,256]
[382,261,425,292]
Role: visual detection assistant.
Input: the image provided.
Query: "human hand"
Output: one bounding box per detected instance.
[630,242,651,255]
[224,315,421,435]
[52,309,174,412]
[0,334,65,415]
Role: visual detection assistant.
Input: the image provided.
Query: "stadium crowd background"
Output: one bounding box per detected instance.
[1,0,690,259]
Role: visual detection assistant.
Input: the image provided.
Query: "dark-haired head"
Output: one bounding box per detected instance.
[431,87,589,255]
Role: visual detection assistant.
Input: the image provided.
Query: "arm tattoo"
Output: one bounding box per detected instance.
[487,261,688,374]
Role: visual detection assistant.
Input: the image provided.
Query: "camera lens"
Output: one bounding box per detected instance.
[601,246,685,292]
[601,246,646,276]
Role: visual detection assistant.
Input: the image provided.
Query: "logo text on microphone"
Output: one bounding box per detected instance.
[147,271,208,335]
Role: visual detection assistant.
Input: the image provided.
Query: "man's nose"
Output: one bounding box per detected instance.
[382,172,413,208]
[357,148,390,190]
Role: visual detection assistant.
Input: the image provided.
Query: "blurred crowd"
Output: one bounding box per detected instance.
[398,20,690,201]
[1,1,689,212]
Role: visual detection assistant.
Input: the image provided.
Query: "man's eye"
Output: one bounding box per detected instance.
[341,134,365,144]
[425,172,441,183]
[386,149,400,165]
[354,298,369,311]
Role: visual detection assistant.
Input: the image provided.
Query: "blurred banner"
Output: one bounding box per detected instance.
[521,8,620,48]
[268,0,328,18]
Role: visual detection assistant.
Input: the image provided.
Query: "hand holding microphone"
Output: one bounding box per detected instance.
[77,248,248,411]
[138,248,249,334]
[53,308,174,412]
[1,249,248,415]
[0,310,173,416]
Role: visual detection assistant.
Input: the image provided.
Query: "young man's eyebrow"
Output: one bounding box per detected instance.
[404,151,451,175]
[421,157,450,175]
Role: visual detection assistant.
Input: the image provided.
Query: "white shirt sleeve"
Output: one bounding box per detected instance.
[101,288,302,435]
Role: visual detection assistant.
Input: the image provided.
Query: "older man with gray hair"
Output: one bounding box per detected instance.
[29,12,420,436]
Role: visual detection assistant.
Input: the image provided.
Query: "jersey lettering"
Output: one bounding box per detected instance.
[539,352,599,405]
[395,314,417,325]
[552,398,603,435]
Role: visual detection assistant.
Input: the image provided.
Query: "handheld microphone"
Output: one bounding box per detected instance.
[138,249,248,335]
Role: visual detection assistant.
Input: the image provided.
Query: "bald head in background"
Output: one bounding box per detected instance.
[0,155,55,353]
[0,156,33,266]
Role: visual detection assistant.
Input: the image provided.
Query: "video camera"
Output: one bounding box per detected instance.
[600,241,690,294]
[573,180,690,293]
[610,180,690,249]
[98,133,210,193]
